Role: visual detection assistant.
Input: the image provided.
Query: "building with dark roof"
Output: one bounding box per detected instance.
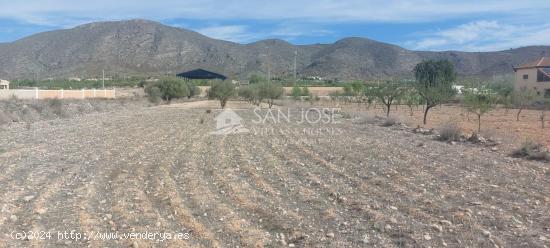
[177,69,227,80]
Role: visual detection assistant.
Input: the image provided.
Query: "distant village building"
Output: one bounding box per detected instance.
[452,85,465,94]
[514,57,550,97]
[0,79,9,90]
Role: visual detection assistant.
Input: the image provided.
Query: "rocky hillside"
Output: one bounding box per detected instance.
[0,19,549,80]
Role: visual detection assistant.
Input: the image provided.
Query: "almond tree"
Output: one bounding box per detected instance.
[463,88,495,132]
[512,88,535,121]
[403,89,423,116]
[368,80,407,117]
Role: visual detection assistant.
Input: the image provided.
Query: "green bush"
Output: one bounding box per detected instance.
[291,86,302,99]
[144,85,162,104]
[144,77,199,103]
[302,87,310,96]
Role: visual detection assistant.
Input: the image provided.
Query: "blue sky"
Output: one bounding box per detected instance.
[0,0,549,51]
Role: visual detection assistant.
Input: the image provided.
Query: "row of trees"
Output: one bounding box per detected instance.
[143,76,286,109]
[334,60,541,132]
[144,77,200,103]
[237,82,284,108]
[144,61,543,132]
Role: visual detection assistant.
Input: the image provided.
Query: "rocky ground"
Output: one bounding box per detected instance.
[0,100,548,247]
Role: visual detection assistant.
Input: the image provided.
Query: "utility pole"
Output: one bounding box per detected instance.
[293,50,297,85]
[267,50,271,84]
[267,64,271,84]
[102,69,105,89]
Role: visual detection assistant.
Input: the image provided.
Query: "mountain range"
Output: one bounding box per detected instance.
[0,19,549,80]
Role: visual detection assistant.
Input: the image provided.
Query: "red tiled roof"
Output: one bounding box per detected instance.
[515,57,550,70]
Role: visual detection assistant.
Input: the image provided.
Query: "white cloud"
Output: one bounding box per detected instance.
[0,0,549,26]
[0,1,549,50]
[409,20,550,51]
[196,25,257,43]
[194,23,333,43]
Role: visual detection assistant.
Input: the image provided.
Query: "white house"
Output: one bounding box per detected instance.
[0,80,9,90]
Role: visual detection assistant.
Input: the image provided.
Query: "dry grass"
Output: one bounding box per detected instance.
[438,122,462,141]
[0,97,150,126]
[304,99,550,151]
[511,142,550,161]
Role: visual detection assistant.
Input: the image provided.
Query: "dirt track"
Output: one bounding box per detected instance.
[0,100,548,247]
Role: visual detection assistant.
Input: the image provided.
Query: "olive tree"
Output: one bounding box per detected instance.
[238,84,261,106]
[186,83,201,99]
[209,80,236,108]
[413,60,457,124]
[238,82,284,108]
[146,77,189,103]
[259,82,284,108]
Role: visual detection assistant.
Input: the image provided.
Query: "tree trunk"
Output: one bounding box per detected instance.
[423,105,431,125]
[516,108,523,121]
[477,114,481,133]
[386,104,391,117]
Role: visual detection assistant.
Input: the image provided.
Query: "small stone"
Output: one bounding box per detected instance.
[288,244,295,247]
[491,147,498,152]
[424,234,432,240]
[389,217,398,224]
[23,196,35,202]
[156,221,161,227]
[431,224,443,232]
[539,235,547,241]
[362,234,369,244]
[106,214,112,220]
[9,215,18,222]
[389,206,398,210]
[384,224,392,231]
[326,232,335,238]
[131,241,139,248]
[36,208,47,215]
[440,220,453,226]
[482,230,491,237]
